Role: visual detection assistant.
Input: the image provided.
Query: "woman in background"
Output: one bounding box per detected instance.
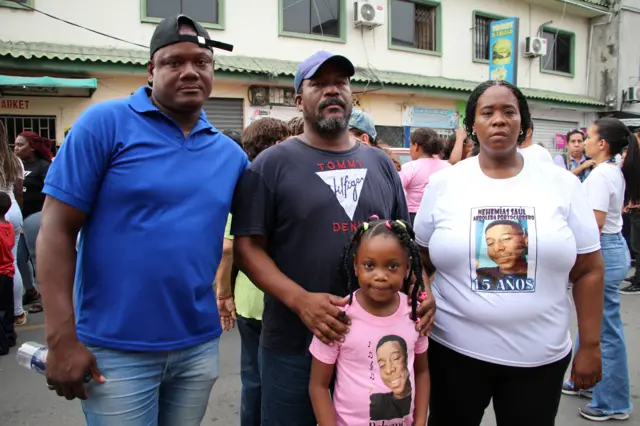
[0,123,25,325]
[399,128,450,224]
[14,131,53,314]
[564,117,639,421]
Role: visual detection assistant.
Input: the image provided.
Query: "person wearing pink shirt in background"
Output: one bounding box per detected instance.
[400,128,451,224]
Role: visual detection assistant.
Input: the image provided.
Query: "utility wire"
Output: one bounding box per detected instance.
[7,0,148,49]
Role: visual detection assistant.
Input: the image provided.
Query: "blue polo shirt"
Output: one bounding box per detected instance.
[44,87,248,351]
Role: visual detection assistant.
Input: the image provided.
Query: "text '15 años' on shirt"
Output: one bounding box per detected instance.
[231,137,409,354]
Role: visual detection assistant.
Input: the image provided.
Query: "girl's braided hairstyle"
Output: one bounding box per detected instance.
[341,217,425,321]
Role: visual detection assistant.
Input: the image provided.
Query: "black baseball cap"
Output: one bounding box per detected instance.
[149,15,233,59]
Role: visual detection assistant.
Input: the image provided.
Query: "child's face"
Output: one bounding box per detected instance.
[354,234,409,305]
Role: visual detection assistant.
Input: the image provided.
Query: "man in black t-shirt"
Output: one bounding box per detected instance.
[232,51,435,426]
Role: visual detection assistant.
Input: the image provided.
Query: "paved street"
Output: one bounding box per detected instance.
[1,285,639,426]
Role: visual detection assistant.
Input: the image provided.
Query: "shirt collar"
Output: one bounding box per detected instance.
[128,86,215,133]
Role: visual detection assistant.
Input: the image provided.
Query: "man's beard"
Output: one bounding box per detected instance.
[307,97,351,139]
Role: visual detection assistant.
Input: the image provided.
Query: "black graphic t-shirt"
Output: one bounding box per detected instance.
[22,158,51,218]
[231,138,409,354]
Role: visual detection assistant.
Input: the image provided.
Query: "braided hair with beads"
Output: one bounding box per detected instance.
[341,218,426,321]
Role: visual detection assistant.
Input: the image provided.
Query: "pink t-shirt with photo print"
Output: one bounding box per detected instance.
[309,291,428,426]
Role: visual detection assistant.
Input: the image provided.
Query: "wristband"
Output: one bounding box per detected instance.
[216,295,232,300]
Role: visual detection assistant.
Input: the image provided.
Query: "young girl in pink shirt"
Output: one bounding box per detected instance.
[309,219,430,426]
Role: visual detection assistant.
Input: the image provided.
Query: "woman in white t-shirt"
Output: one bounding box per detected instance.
[564,117,639,422]
[0,122,25,325]
[414,80,604,426]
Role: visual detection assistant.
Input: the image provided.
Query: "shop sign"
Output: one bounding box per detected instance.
[488,17,519,84]
[555,134,567,149]
[402,106,458,129]
[0,99,30,110]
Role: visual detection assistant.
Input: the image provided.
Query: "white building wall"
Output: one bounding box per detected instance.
[0,0,590,95]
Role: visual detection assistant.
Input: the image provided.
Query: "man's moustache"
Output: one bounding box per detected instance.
[318,98,346,110]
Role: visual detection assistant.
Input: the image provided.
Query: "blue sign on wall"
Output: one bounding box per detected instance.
[488,18,519,84]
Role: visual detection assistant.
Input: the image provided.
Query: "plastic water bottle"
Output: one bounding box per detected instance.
[16,341,91,382]
[16,341,48,376]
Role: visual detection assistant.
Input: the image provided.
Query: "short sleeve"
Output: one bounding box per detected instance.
[43,111,114,213]
[224,214,233,240]
[231,165,276,237]
[398,161,414,190]
[309,335,340,364]
[583,171,610,213]
[568,178,601,254]
[415,335,428,355]
[413,178,440,247]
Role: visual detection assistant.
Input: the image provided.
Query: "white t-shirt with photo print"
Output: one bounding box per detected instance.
[414,156,600,367]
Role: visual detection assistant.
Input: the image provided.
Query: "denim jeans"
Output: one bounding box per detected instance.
[5,202,23,316]
[18,212,40,292]
[629,212,640,282]
[82,338,220,426]
[238,316,261,426]
[572,233,632,414]
[17,234,34,292]
[260,346,316,426]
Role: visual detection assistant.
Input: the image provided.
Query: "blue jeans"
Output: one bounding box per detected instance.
[19,212,40,291]
[82,338,220,426]
[572,233,632,414]
[260,346,316,426]
[238,316,261,426]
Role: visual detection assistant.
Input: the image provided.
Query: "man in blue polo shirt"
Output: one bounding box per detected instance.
[36,15,247,425]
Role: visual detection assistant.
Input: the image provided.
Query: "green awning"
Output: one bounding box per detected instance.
[0,41,606,108]
[0,74,97,97]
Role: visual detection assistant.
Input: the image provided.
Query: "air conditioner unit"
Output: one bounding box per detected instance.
[353,1,384,29]
[523,37,548,57]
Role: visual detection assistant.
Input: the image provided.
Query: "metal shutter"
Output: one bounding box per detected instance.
[202,98,244,132]
[532,118,578,151]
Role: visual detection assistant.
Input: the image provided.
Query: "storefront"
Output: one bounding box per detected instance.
[203,97,245,133]
[347,94,464,148]
[530,105,596,155]
[0,74,98,149]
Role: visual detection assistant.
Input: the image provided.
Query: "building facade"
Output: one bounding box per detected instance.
[0,0,609,150]
[585,0,640,129]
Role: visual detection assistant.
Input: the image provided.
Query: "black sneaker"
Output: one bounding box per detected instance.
[620,282,640,295]
[579,406,629,421]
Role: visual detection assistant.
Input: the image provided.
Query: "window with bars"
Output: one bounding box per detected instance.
[0,115,57,153]
[144,0,221,26]
[473,13,504,61]
[541,29,574,75]
[376,126,405,148]
[390,0,438,52]
[281,0,342,39]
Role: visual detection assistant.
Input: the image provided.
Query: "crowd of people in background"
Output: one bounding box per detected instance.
[0,12,639,426]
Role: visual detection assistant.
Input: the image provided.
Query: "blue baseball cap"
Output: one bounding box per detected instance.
[349,110,377,140]
[294,51,355,94]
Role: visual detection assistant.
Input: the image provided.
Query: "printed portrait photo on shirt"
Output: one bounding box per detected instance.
[369,335,412,424]
[470,207,538,292]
